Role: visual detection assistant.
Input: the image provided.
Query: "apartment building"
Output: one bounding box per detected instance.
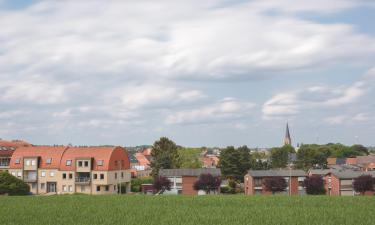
[0,139,31,172]
[324,171,375,196]
[159,168,221,195]
[244,170,306,196]
[8,145,131,195]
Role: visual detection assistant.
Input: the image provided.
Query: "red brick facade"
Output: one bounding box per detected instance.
[182,176,198,195]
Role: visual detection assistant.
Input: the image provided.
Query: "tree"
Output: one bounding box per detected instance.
[177,147,203,169]
[303,175,326,195]
[350,145,369,156]
[353,175,374,195]
[150,137,180,177]
[218,146,253,182]
[131,177,153,192]
[271,145,295,169]
[153,176,171,194]
[193,173,221,194]
[0,172,30,196]
[263,177,287,194]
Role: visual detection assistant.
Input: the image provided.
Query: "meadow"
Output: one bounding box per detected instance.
[0,195,375,225]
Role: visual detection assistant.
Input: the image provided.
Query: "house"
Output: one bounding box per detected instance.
[8,145,131,195]
[159,168,221,195]
[324,170,375,196]
[244,170,306,196]
[0,139,31,172]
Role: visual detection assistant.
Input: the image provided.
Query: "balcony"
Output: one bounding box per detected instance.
[24,177,37,182]
[75,177,91,184]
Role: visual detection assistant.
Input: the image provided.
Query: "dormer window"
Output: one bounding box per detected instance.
[97,160,104,166]
[66,160,72,166]
[46,158,52,164]
[15,158,20,164]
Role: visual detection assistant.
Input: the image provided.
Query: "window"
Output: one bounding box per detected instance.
[17,171,22,177]
[31,183,37,189]
[11,172,16,176]
[69,173,73,179]
[46,158,52,164]
[69,185,73,192]
[96,186,100,192]
[63,185,67,192]
[78,161,83,167]
[66,160,72,166]
[84,161,89,167]
[100,174,104,180]
[15,158,20,164]
[26,160,30,166]
[97,160,104,166]
[121,172,124,178]
[62,173,67,179]
[81,186,85,192]
[41,183,45,189]
[115,173,117,179]
[41,171,46,177]
[105,185,109,191]
[31,160,36,166]
[114,185,117,191]
[93,174,97,179]
[50,171,55,177]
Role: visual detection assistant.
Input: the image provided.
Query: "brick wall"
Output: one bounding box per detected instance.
[182,176,198,195]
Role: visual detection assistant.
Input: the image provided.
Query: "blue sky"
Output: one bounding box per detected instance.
[0,0,374,147]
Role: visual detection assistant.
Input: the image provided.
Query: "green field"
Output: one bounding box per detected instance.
[1,195,375,225]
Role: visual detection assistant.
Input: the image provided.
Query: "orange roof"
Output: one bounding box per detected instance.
[9,146,67,169]
[327,157,336,165]
[135,152,150,167]
[346,158,357,165]
[60,146,130,171]
[142,148,152,156]
[202,156,219,167]
[0,139,31,157]
[9,145,130,171]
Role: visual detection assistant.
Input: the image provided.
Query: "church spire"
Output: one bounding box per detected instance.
[284,122,292,146]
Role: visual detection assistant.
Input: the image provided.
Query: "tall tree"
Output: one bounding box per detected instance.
[219,146,253,181]
[303,175,326,195]
[271,145,295,169]
[263,177,287,194]
[150,137,180,177]
[353,175,374,195]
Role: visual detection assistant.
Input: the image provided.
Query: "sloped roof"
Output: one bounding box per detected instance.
[135,152,150,167]
[332,170,375,179]
[10,146,68,169]
[356,156,375,165]
[0,139,31,157]
[159,168,221,177]
[248,170,306,177]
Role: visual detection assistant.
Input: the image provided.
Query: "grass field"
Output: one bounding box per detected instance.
[1,195,375,225]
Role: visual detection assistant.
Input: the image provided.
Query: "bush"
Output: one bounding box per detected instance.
[131,177,153,192]
[0,172,30,196]
[303,175,326,195]
[263,177,287,194]
[193,173,221,194]
[153,176,171,193]
[353,175,374,195]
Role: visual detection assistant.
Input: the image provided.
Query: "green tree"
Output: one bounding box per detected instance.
[271,145,295,169]
[131,177,153,192]
[150,137,180,177]
[350,145,369,156]
[0,171,30,195]
[218,146,253,182]
[177,147,203,168]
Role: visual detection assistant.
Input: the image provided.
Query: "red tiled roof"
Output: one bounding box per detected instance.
[9,146,67,169]
[142,148,152,156]
[0,139,31,157]
[60,146,130,171]
[135,152,150,167]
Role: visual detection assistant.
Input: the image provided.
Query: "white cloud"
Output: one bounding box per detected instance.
[166,98,256,124]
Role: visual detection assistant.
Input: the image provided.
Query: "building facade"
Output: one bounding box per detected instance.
[0,139,31,172]
[324,171,375,196]
[8,145,131,195]
[159,168,221,195]
[244,170,306,195]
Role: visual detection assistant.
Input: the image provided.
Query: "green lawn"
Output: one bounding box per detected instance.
[0,195,375,225]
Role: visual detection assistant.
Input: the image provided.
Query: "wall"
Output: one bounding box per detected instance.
[182,176,198,195]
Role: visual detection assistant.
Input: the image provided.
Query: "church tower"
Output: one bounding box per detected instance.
[284,122,292,146]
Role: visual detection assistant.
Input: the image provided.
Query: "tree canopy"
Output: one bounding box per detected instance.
[153,176,172,194]
[270,145,295,169]
[218,146,253,181]
[150,137,180,177]
[303,175,326,195]
[177,147,203,169]
[353,175,374,195]
[263,177,287,194]
[193,173,221,194]
[0,172,30,196]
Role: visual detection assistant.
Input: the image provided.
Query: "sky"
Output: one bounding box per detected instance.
[0,0,375,147]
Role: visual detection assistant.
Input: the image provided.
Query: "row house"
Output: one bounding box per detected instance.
[8,145,131,195]
[159,168,221,195]
[0,139,31,172]
[324,171,375,196]
[244,170,306,196]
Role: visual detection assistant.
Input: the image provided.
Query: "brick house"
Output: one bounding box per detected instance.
[244,170,306,195]
[324,171,375,196]
[8,145,131,195]
[159,168,221,195]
